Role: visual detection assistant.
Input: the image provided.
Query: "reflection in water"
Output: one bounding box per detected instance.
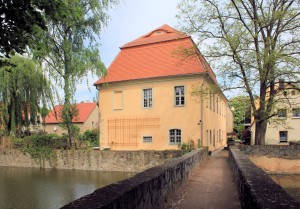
[270,175,300,203]
[0,167,136,209]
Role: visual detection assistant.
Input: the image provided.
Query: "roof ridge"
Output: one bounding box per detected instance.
[120,24,188,49]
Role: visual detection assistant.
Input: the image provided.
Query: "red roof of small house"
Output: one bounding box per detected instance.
[45,102,97,124]
[94,24,217,85]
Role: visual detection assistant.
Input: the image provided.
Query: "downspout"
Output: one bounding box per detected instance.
[199,83,204,148]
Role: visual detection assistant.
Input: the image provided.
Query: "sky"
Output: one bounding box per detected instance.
[74,0,181,102]
[74,0,239,102]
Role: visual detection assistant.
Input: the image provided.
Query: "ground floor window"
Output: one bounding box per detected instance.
[279,131,288,142]
[143,136,152,143]
[169,129,181,144]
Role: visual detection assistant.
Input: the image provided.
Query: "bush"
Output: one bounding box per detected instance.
[79,129,99,147]
[11,133,69,160]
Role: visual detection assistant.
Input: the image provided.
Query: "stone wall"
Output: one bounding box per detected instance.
[240,145,300,174]
[229,147,300,209]
[0,149,184,172]
[61,148,208,209]
[240,145,300,159]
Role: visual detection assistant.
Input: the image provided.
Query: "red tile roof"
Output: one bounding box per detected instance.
[45,102,97,124]
[95,24,216,85]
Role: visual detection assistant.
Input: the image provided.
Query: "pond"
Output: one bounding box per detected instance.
[0,167,136,209]
[270,174,300,202]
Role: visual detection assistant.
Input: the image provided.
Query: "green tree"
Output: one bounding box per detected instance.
[32,0,116,146]
[177,0,300,144]
[0,55,52,136]
[228,96,252,138]
[0,0,67,66]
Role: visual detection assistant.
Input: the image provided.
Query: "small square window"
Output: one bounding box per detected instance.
[143,136,152,143]
[292,90,296,95]
[278,109,287,118]
[279,131,288,142]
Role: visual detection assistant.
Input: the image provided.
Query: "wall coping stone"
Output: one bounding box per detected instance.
[240,145,300,159]
[229,146,300,209]
[61,148,208,209]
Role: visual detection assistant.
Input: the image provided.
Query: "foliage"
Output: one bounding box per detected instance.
[177,0,300,144]
[31,0,117,146]
[0,0,46,61]
[179,139,195,153]
[228,96,252,138]
[0,55,52,136]
[11,133,68,162]
[79,129,99,147]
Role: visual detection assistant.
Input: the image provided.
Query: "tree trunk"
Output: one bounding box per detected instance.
[254,119,267,145]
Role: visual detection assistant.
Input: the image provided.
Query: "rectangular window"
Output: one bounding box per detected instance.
[175,86,185,106]
[278,109,287,118]
[169,129,181,144]
[216,97,218,113]
[279,131,288,142]
[213,94,215,111]
[113,91,123,110]
[143,136,152,143]
[143,88,152,108]
[209,91,212,110]
[292,108,300,118]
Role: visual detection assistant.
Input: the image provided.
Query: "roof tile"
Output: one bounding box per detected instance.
[94,24,216,85]
[45,102,97,124]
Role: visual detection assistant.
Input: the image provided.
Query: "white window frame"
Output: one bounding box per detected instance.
[174,86,185,106]
[143,88,153,108]
[279,131,288,142]
[169,129,181,145]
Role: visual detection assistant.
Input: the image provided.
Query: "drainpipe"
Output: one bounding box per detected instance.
[199,83,204,148]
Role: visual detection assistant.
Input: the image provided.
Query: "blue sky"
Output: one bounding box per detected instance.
[74,0,238,102]
[74,0,181,102]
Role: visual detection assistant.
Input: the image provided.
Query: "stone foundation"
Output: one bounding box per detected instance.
[0,149,184,172]
[61,148,208,209]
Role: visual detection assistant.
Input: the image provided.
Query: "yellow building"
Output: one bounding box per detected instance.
[95,25,231,151]
[251,82,300,144]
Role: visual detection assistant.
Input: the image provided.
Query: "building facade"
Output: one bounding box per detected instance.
[95,25,232,151]
[251,82,300,144]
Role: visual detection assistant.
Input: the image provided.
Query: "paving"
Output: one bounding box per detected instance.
[165,149,242,209]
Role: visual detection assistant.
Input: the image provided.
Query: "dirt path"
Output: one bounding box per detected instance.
[165,149,241,209]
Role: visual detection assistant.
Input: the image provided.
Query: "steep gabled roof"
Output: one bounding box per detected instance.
[94,24,216,85]
[45,102,97,124]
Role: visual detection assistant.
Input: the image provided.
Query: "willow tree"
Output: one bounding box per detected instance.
[0,55,52,136]
[177,0,300,144]
[31,0,116,146]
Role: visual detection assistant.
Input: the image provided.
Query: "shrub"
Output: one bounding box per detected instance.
[79,129,99,147]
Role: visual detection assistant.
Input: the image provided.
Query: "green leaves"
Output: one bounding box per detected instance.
[0,55,52,135]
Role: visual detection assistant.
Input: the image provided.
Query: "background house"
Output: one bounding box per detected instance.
[44,102,98,135]
[251,82,300,144]
[95,24,232,151]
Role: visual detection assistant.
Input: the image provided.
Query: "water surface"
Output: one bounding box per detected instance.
[0,167,136,209]
[270,174,300,202]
